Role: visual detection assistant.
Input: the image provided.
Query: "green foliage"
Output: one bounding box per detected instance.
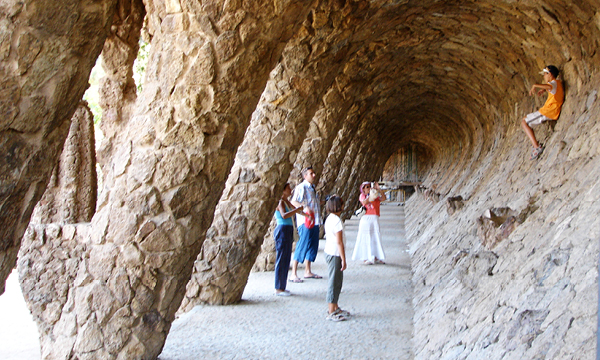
[80,40,150,191]
[134,40,150,93]
[82,40,150,127]
[83,56,104,126]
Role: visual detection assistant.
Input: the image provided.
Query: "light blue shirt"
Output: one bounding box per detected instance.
[292,180,321,227]
[274,203,293,226]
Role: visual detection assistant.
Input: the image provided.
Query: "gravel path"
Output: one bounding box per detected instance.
[160,203,413,360]
[0,204,413,360]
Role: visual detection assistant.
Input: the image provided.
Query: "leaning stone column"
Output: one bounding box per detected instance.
[317,107,366,196]
[19,2,315,359]
[324,119,370,196]
[295,86,367,179]
[180,55,327,306]
[19,1,143,357]
[179,54,325,306]
[0,0,116,294]
[338,137,377,201]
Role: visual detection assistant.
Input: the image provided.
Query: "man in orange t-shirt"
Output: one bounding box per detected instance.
[521,65,564,160]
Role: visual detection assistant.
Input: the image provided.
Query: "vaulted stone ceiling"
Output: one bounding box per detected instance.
[2,0,600,359]
[307,0,598,185]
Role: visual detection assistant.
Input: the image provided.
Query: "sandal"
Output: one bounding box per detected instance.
[332,308,351,317]
[326,312,347,322]
[364,261,373,265]
[530,145,544,160]
[304,274,323,279]
[375,259,386,264]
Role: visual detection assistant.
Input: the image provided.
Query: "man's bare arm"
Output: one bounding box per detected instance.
[529,83,552,96]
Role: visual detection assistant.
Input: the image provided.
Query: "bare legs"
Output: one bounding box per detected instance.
[521,117,540,148]
[290,259,315,280]
[328,302,339,314]
[290,260,301,281]
[290,260,300,281]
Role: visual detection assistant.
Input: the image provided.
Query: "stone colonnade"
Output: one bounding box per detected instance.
[1,1,600,359]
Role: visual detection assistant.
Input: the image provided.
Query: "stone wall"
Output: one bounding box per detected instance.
[405,77,600,359]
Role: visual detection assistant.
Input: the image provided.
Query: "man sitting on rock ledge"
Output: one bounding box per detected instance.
[520,65,564,160]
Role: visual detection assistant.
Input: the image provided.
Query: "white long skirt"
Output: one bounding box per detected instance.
[351,214,385,262]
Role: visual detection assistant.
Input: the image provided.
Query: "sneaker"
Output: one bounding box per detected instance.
[326,312,347,322]
[275,290,291,297]
[530,145,544,160]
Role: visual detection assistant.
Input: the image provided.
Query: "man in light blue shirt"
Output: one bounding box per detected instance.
[290,166,323,281]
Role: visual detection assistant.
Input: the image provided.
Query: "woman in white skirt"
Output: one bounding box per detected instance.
[352,181,387,265]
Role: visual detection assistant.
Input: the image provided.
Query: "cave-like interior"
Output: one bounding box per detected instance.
[1,0,600,358]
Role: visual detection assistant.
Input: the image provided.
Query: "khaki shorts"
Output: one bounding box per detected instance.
[525,111,551,126]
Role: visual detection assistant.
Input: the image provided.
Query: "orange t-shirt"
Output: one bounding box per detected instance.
[539,79,564,120]
[360,193,381,216]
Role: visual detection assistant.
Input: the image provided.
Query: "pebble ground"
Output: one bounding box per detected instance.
[160,203,414,360]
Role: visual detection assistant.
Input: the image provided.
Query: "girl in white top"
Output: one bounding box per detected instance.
[324,195,350,321]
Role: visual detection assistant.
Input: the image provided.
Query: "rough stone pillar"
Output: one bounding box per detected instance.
[0,0,116,295]
[295,90,346,174]
[96,0,146,175]
[19,102,98,360]
[327,121,368,196]
[289,53,372,183]
[179,56,323,306]
[251,216,280,272]
[18,1,142,356]
[18,1,315,359]
[30,103,98,224]
[180,0,374,308]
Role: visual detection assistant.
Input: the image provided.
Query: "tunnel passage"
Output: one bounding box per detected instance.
[5,0,600,359]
